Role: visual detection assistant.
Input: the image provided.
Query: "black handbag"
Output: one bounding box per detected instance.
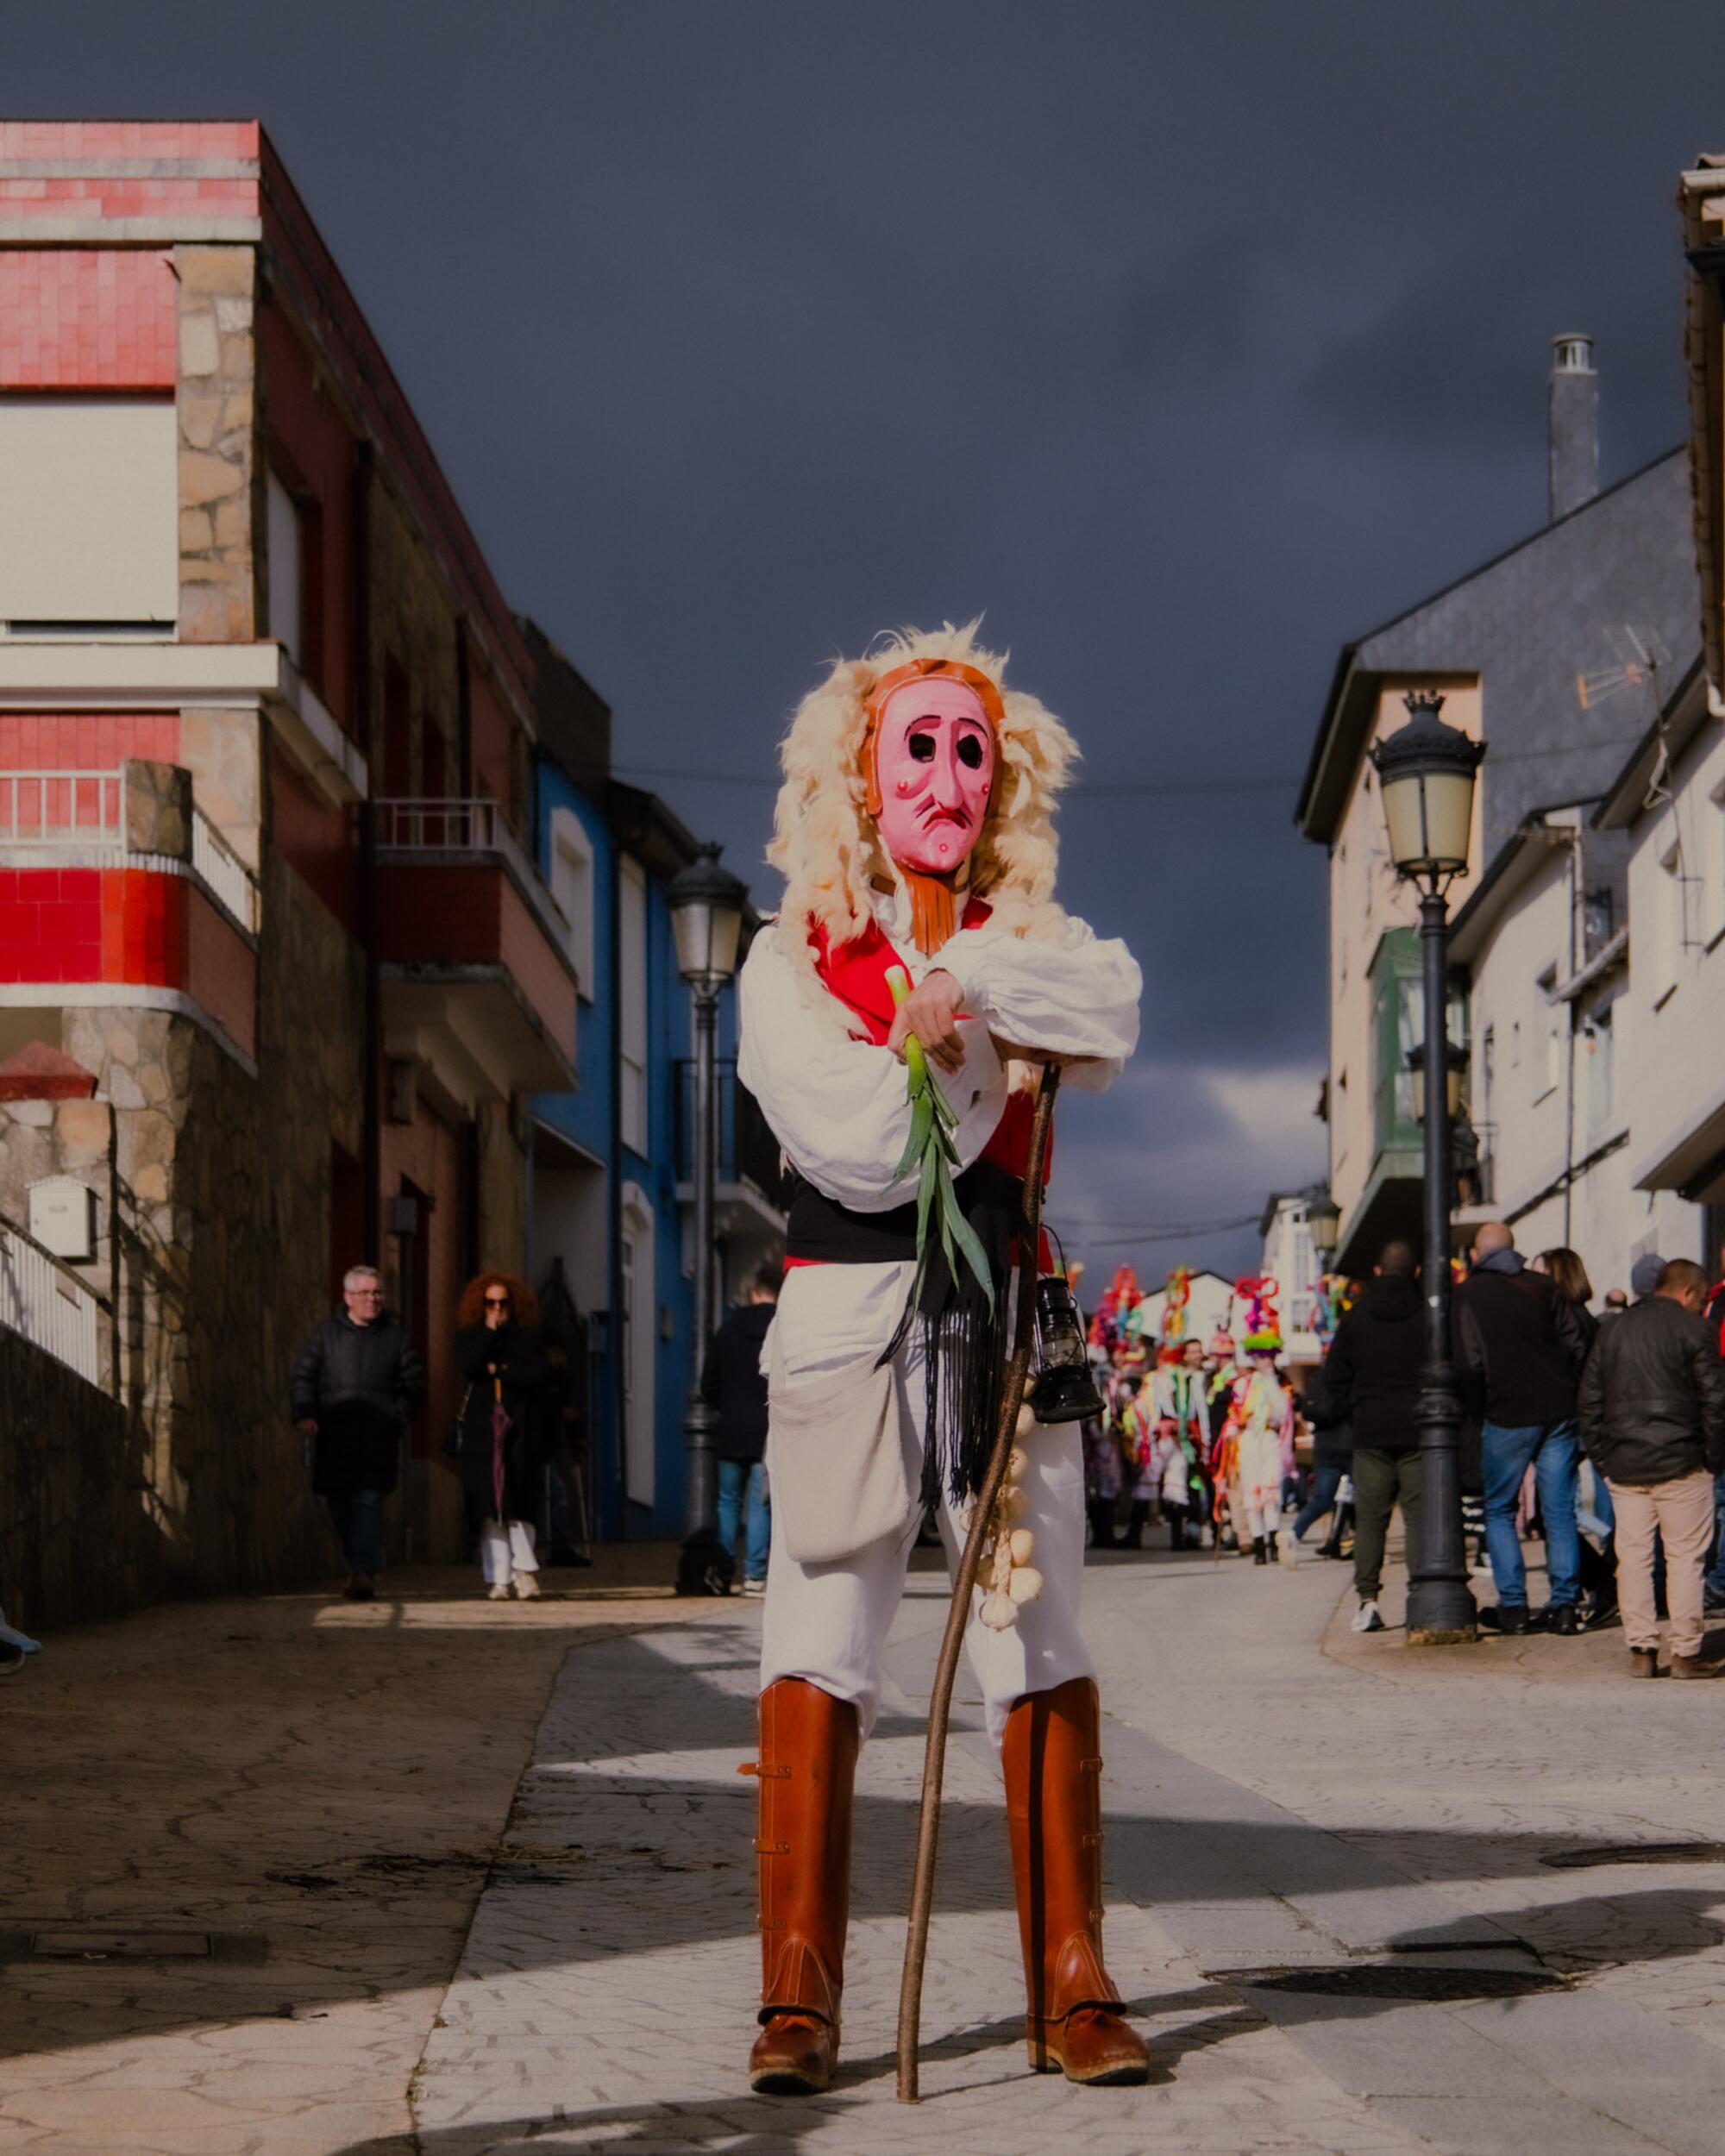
[444,1382,474,1460]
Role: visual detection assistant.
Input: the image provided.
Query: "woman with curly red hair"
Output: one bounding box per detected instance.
[454,1271,553,1599]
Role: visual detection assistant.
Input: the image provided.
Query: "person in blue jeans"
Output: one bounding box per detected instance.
[703,1260,781,1595]
[1453,1223,1590,1636]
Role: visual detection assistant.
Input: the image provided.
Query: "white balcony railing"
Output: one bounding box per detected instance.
[0,1219,102,1387]
[0,769,122,847]
[0,768,258,931]
[374,796,572,956]
[191,807,260,933]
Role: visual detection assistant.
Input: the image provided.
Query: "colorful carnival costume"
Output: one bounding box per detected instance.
[1214,1282,1295,1564]
[737,626,1147,2093]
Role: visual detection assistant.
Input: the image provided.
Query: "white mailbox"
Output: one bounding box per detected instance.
[28,1176,96,1263]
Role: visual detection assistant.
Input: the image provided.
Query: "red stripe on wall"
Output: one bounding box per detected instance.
[0,252,179,390]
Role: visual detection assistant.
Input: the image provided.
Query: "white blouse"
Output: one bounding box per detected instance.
[737,894,1141,1216]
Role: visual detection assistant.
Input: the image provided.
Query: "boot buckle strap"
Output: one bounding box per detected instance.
[738,1761,792,1778]
[753,1838,791,1853]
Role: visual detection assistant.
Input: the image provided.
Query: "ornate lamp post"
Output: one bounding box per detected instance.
[1370,692,1485,1644]
[668,841,748,1591]
[1305,1190,1340,1267]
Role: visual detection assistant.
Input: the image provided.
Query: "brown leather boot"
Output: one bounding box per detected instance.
[743,1677,858,2094]
[1003,1677,1150,2084]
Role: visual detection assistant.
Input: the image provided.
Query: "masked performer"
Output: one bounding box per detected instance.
[737,625,1145,2095]
[1218,1326,1295,1565]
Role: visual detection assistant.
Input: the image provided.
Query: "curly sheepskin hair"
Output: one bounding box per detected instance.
[766,620,1076,967]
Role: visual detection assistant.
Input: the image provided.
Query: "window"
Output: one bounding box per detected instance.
[619,1182,656,1508]
[267,471,304,668]
[549,805,597,1000]
[1656,839,1684,1001]
[619,855,649,1153]
[1707,777,1725,945]
[1583,1006,1614,1141]
[1535,968,1562,1102]
[0,396,177,627]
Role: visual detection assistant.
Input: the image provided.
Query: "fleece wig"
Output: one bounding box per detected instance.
[766,622,1076,965]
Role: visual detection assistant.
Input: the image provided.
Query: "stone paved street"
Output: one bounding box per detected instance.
[10,1541,1725,2153]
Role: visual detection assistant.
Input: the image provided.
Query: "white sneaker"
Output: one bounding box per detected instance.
[486,1580,512,1601]
[511,1571,542,1600]
[742,1577,767,1598]
[1351,1599,1385,1633]
[1277,1526,1300,1568]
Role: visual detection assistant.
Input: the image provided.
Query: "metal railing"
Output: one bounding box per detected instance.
[373,795,572,956]
[0,1219,102,1386]
[191,806,260,932]
[0,769,122,847]
[674,1059,786,1205]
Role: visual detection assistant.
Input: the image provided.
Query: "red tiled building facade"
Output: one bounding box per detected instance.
[0,122,579,1610]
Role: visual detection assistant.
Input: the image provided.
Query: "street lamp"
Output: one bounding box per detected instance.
[1305,1190,1340,1265]
[1370,691,1485,1645]
[668,841,748,1594]
[1406,1040,1468,1125]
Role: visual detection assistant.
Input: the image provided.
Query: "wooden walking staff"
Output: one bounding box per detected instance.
[895,1059,1062,2105]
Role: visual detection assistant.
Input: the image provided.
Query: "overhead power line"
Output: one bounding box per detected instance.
[612,763,1298,798]
[1068,1211,1263,1247]
[612,729,1645,801]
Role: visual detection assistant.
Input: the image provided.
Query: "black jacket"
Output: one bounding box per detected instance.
[455,1322,555,1520]
[1579,1295,1725,1484]
[290,1313,425,1495]
[1323,1274,1423,1453]
[701,1300,775,1463]
[1452,1258,1587,1427]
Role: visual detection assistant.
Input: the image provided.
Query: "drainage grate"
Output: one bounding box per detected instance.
[1542,1842,1725,1870]
[1219,1964,1563,2001]
[0,1928,267,1964]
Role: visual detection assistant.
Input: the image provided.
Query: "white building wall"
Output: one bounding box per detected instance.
[1466,812,1698,1294]
[1619,715,1725,1259]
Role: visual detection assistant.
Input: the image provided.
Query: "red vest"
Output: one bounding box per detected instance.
[808,908,1052,1190]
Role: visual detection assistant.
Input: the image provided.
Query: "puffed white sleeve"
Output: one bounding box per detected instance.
[736,928,1007,1212]
[935,913,1141,1094]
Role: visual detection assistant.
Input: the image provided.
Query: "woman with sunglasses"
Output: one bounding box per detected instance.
[454,1272,554,1598]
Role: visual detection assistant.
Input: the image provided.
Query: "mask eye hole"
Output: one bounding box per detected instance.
[956,735,986,770]
[907,730,937,762]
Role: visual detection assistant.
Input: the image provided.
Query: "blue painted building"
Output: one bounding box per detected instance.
[521,620,783,1542]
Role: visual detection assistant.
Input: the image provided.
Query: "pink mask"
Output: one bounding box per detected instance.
[870,677,996,875]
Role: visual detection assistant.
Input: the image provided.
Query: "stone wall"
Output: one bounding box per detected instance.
[51,837,366,1601]
[0,1329,160,1632]
[368,478,461,793]
[176,244,258,645]
[0,1088,117,1387]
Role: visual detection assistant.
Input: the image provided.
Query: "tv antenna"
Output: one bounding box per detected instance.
[1575,624,1671,811]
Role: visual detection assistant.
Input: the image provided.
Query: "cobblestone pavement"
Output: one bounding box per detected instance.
[0,1554,717,2155]
[10,1541,1725,2153]
[411,1542,1725,2155]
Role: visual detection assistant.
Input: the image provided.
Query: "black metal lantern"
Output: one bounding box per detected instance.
[1029,1273,1105,1424]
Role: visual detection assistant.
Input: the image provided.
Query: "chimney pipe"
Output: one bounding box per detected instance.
[1549,333,1598,522]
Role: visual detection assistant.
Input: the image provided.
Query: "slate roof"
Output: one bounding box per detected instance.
[1296,448,1700,865]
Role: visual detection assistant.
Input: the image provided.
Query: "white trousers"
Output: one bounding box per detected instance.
[758,1259,1095,1748]
[479,1519,539,1584]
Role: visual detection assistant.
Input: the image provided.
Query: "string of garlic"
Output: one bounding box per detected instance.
[978,1402,1045,1631]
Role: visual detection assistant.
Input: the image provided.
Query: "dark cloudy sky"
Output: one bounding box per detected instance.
[16,3,1725,1280]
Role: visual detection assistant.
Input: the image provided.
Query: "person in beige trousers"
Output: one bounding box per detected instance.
[1578,1257,1725,1677]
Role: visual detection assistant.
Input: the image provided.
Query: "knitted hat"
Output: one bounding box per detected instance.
[1630,1251,1665,1298]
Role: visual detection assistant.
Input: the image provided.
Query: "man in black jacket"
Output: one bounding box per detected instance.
[1580,1257,1725,1677]
[1452,1222,1589,1635]
[291,1264,426,1600]
[703,1260,781,1595]
[1323,1240,1423,1635]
